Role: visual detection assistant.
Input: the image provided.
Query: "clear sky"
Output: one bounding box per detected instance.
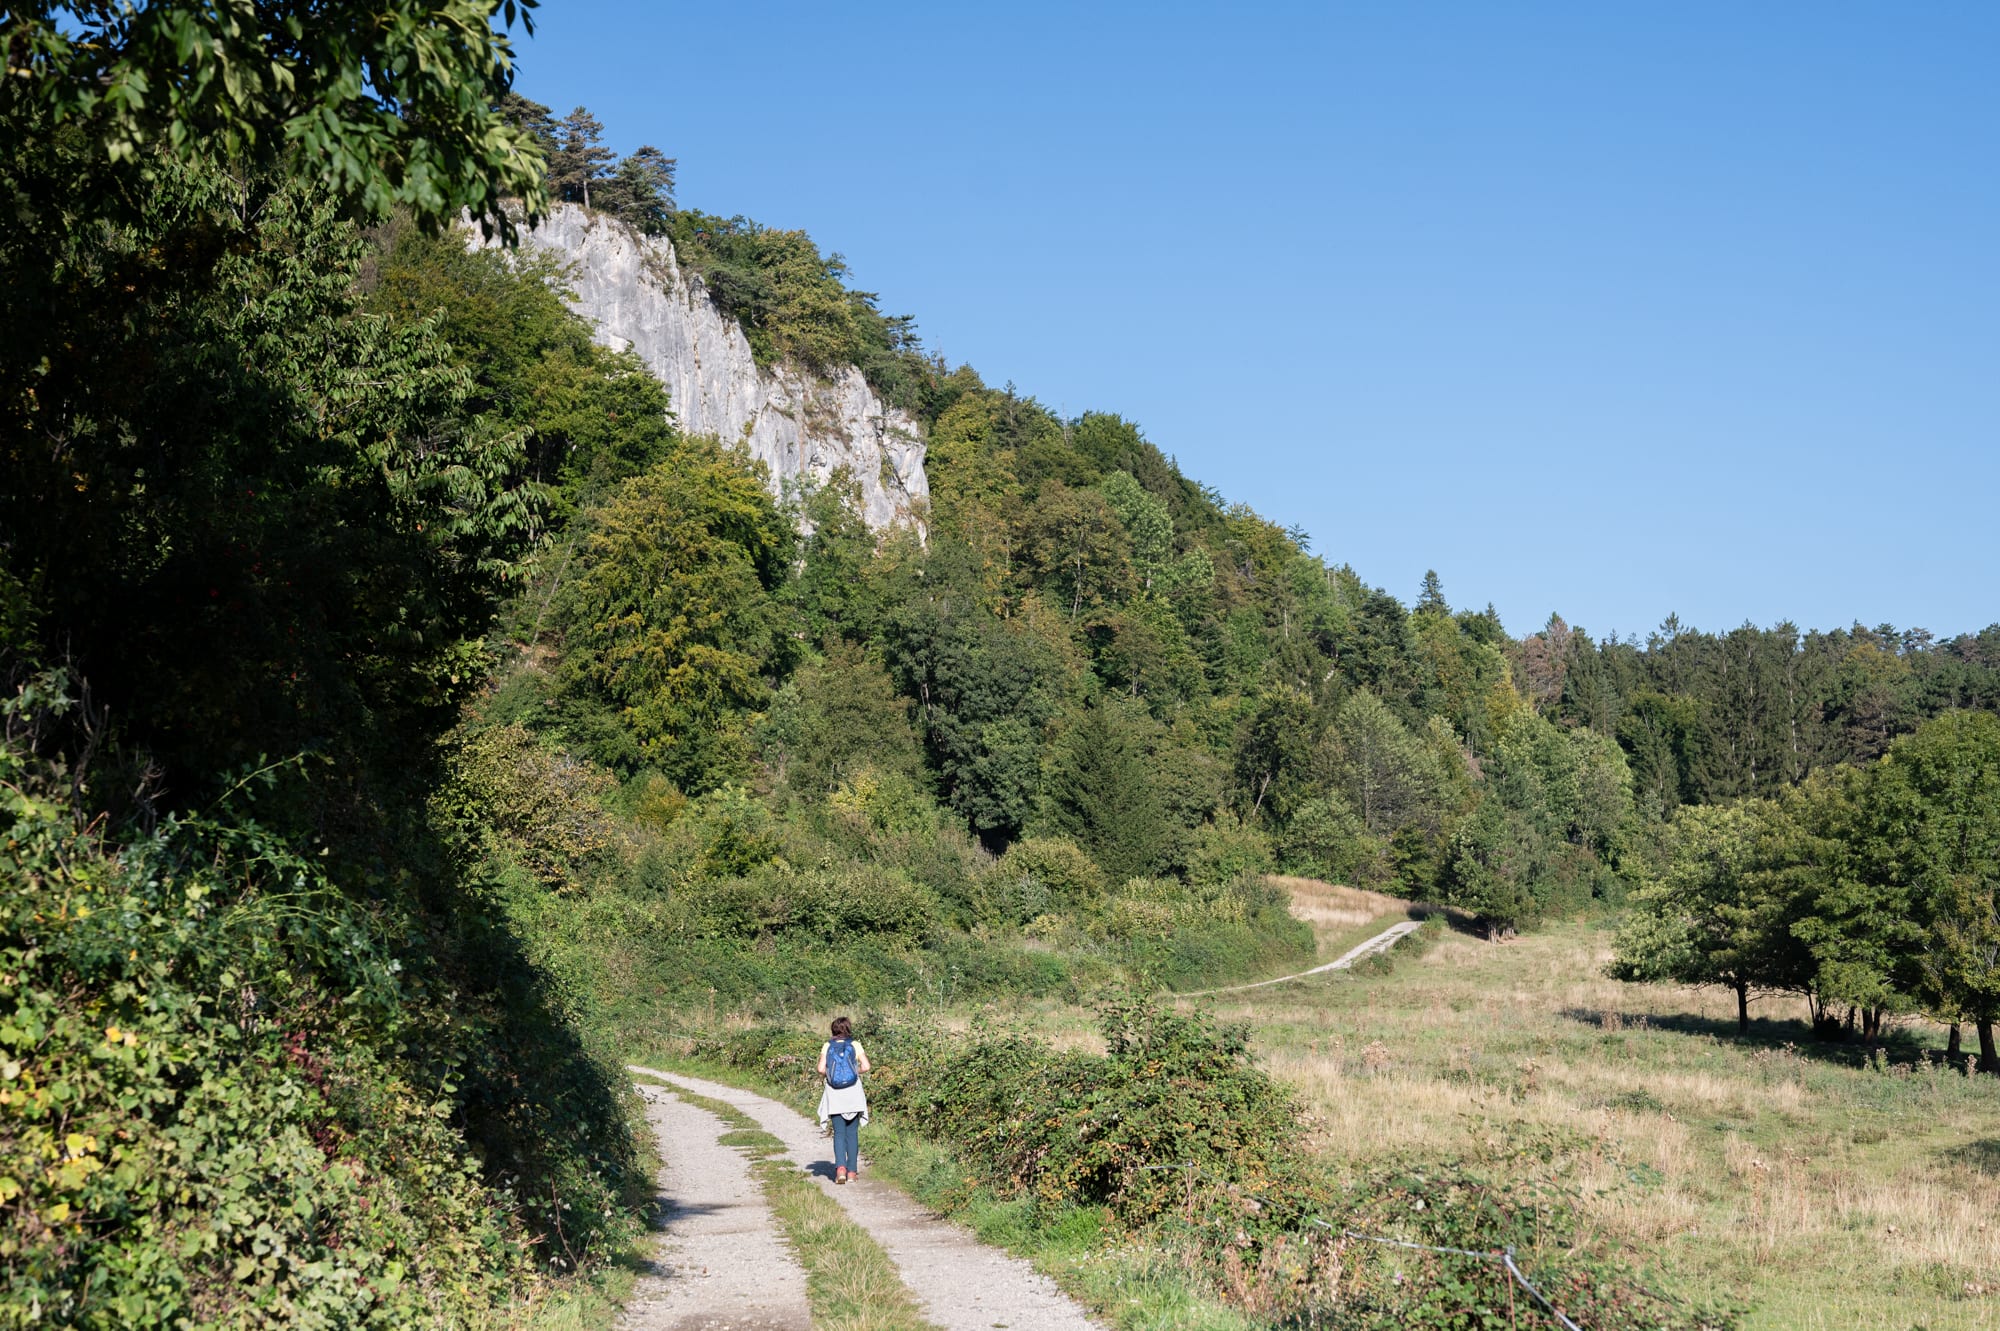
[509,2,1999,643]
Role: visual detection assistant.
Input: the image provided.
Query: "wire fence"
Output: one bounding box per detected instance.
[1136,1160,1586,1331]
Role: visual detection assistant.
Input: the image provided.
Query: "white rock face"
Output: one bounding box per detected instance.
[491,204,928,530]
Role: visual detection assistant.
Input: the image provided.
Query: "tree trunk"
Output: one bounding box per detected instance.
[1948,1023,1963,1058]
[1735,981,1749,1035]
[1979,1019,1998,1075]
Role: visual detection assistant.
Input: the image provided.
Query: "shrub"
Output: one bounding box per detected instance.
[0,762,636,1328]
[435,722,618,889]
[990,837,1103,920]
[1188,816,1273,887]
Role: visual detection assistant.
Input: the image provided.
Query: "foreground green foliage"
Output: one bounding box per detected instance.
[1,0,548,234]
[1,20,644,1324]
[0,743,635,1328]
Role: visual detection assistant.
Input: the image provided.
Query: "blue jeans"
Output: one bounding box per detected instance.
[831,1112,860,1173]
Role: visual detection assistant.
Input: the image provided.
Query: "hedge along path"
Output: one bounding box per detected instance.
[1175,919,1425,998]
[620,1080,811,1331]
[630,1067,1105,1331]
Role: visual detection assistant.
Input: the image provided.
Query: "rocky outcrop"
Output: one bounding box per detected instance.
[492,204,927,530]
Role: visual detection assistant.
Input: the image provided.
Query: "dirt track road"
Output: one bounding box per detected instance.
[625,1066,1102,1331]
[1179,918,1424,997]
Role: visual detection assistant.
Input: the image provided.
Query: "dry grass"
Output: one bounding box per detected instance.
[1199,913,2000,1330]
[1265,875,1416,940]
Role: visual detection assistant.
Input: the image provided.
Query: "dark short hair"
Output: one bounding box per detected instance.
[830,1016,852,1039]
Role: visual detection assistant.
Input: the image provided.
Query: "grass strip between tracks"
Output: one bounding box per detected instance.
[634,1074,940,1331]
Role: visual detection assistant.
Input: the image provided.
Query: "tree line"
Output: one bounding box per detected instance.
[1613,709,2000,1069]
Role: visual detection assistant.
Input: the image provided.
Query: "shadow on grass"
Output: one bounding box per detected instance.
[1558,1005,1957,1072]
[1959,1140,2000,1177]
[1406,900,1486,938]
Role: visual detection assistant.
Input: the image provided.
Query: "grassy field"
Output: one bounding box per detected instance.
[896,880,1998,1329]
[1160,881,2000,1331]
[618,880,1999,1330]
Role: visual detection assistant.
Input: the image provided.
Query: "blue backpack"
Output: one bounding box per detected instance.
[826,1038,859,1090]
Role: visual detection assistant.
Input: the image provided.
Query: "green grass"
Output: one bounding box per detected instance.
[860,1128,1260,1331]
[504,1263,639,1331]
[634,904,2000,1329]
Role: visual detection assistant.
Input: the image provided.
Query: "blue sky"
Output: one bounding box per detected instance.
[511,2,1998,642]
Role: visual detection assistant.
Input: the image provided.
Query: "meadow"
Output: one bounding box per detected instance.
[1185,884,2000,1330]
[647,880,2000,1329]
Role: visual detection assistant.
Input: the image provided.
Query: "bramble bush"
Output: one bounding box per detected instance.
[0,751,636,1328]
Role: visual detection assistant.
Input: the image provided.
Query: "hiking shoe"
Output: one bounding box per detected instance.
[835,1167,848,1184]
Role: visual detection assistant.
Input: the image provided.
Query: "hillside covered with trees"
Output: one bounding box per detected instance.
[2,5,1995,1327]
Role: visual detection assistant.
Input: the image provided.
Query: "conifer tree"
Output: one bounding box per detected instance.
[550,106,615,208]
[1040,697,1170,882]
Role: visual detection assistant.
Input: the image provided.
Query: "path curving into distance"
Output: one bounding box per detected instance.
[616,924,1422,1328]
[1176,918,1425,998]
[627,1067,1104,1331]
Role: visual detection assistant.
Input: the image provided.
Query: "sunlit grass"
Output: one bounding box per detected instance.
[1209,915,2000,1330]
[625,883,2000,1330]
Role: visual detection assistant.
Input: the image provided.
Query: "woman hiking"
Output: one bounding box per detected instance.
[816,1016,870,1184]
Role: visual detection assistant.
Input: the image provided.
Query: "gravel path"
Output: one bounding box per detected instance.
[618,1080,811,1331]
[630,1066,1103,1331]
[1180,918,1425,996]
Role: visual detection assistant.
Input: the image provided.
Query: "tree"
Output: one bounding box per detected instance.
[1039,697,1172,883]
[1102,471,1173,589]
[1277,794,1381,885]
[597,145,677,233]
[364,220,679,511]
[555,441,797,791]
[550,106,615,208]
[882,548,1066,847]
[1511,614,1573,714]
[784,472,887,644]
[762,641,925,804]
[1018,482,1136,619]
[1329,691,1442,838]
[1777,768,1922,1040]
[1441,795,1545,939]
[1232,686,1324,822]
[2,0,548,236]
[1,164,544,790]
[1417,569,1448,616]
[1881,712,2000,1070]
[1610,800,1813,1032]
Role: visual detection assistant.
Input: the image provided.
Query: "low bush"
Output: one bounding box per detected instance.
[687,1000,1734,1330]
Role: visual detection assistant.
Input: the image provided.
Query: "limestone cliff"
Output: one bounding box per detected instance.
[495,204,928,530]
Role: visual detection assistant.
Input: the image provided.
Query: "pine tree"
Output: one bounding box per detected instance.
[1417,569,1448,616]
[1041,697,1170,882]
[551,107,615,208]
[599,145,677,233]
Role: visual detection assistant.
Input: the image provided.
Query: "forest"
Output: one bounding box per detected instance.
[2,4,1995,1328]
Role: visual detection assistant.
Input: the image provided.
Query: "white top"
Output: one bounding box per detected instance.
[818,1041,869,1120]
